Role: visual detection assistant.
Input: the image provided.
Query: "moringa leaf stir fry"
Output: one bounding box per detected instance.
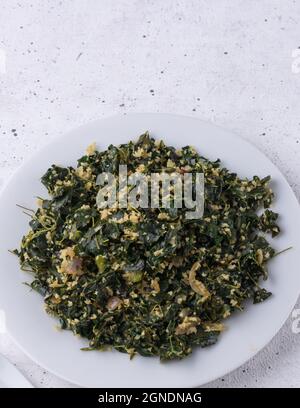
[16,133,280,360]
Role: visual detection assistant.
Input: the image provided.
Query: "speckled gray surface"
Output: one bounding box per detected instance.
[0,0,300,388]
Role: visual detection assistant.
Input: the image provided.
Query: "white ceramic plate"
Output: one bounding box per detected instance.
[0,113,299,388]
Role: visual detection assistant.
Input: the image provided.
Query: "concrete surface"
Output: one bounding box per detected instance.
[0,0,300,388]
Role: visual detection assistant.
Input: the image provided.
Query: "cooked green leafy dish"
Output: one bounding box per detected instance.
[16,133,280,360]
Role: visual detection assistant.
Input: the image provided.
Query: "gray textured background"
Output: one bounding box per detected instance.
[0,0,299,387]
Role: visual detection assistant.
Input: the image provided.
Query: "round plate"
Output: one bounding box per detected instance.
[0,113,299,388]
